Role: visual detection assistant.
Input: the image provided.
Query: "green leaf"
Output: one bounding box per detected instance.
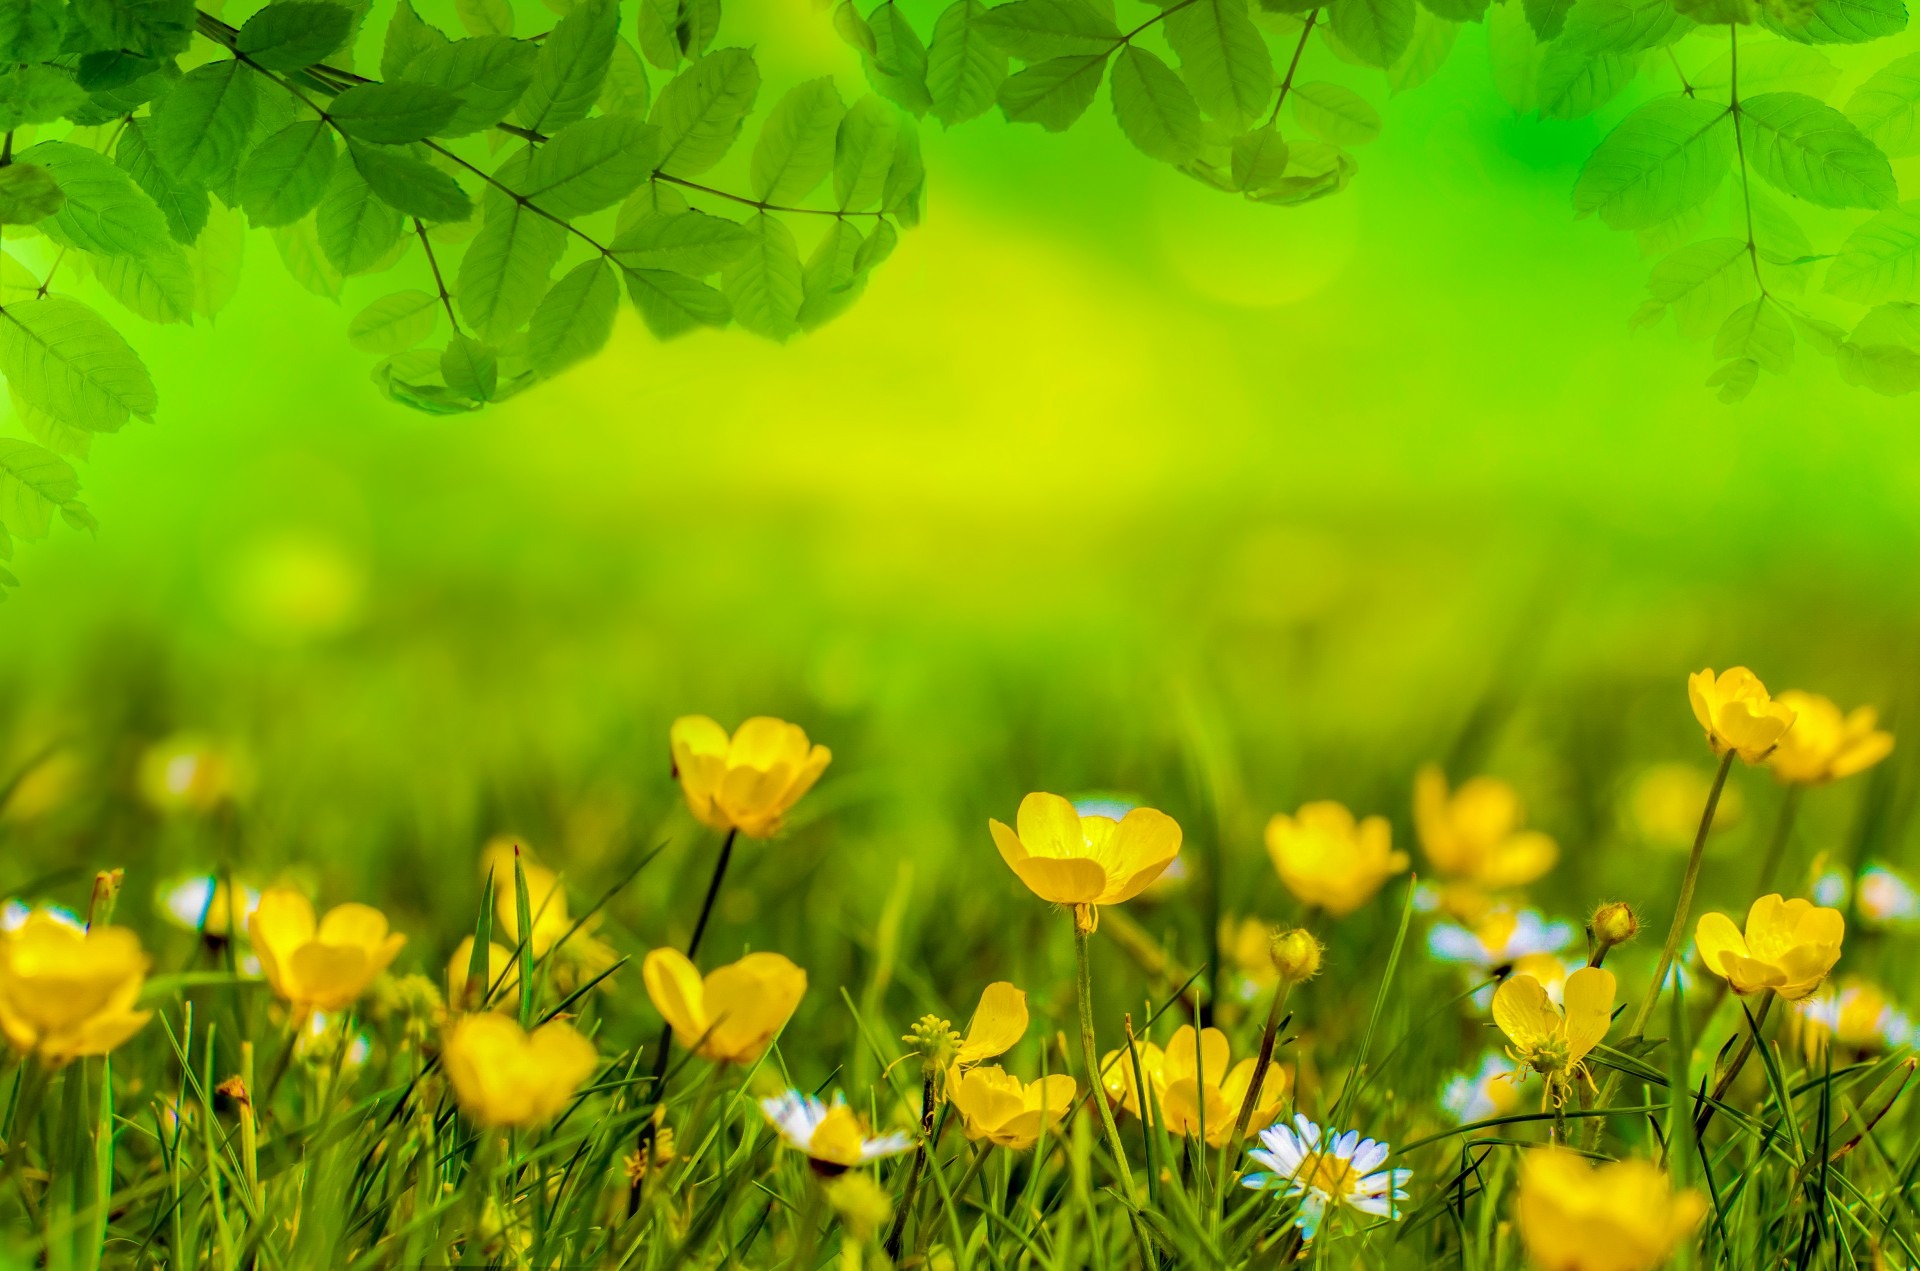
[1765,0,1906,43]
[1536,46,1640,121]
[70,0,195,58]
[1845,51,1920,159]
[441,333,499,400]
[330,82,463,143]
[1559,0,1689,52]
[528,258,619,374]
[753,79,847,203]
[1572,94,1734,230]
[316,164,405,274]
[854,216,898,271]
[1705,356,1758,402]
[113,118,208,246]
[1230,126,1291,191]
[1247,138,1356,203]
[94,245,196,325]
[1330,0,1416,69]
[0,163,63,225]
[1737,91,1896,210]
[1826,203,1920,303]
[798,218,868,330]
[0,0,63,62]
[639,0,722,69]
[865,2,934,115]
[997,52,1108,129]
[0,297,157,433]
[455,0,513,36]
[152,60,259,188]
[610,209,755,274]
[456,202,568,338]
[1416,0,1485,21]
[1389,12,1459,95]
[883,118,924,224]
[1714,296,1793,372]
[236,2,354,71]
[272,217,345,297]
[834,94,903,207]
[1646,237,1751,338]
[722,212,803,339]
[25,140,173,259]
[0,66,88,132]
[1291,80,1381,144]
[517,0,618,132]
[349,141,474,221]
[927,0,1008,126]
[601,36,652,117]
[524,115,662,216]
[650,47,762,177]
[975,0,1119,57]
[236,121,338,227]
[348,290,440,353]
[188,200,247,319]
[402,36,541,137]
[620,264,731,337]
[1696,42,1838,99]
[1166,0,1272,126]
[383,0,451,79]
[0,438,79,540]
[1523,0,1573,37]
[1839,301,1920,393]
[1111,46,1203,163]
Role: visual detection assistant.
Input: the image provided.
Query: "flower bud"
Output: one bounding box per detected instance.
[1269,928,1324,985]
[826,1173,893,1240]
[902,1013,961,1076]
[1591,902,1640,950]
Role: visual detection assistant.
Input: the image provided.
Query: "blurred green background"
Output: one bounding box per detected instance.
[1,0,1916,1082]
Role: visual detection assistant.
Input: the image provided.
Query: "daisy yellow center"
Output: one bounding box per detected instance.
[1298,1151,1359,1197]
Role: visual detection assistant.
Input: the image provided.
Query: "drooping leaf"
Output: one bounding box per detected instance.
[620,264,731,337]
[1536,46,1641,120]
[517,0,618,132]
[798,218,868,329]
[1646,237,1752,338]
[70,0,196,58]
[927,0,1008,126]
[1705,356,1759,402]
[0,163,63,225]
[0,297,157,433]
[610,209,756,273]
[882,103,925,224]
[317,164,407,275]
[1737,91,1897,210]
[188,200,247,320]
[1389,13,1459,95]
[1845,51,1920,158]
[1166,0,1273,125]
[1559,0,1689,52]
[383,0,451,79]
[455,201,569,338]
[753,79,847,203]
[524,115,661,216]
[1572,94,1734,230]
[349,141,474,221]
[25,140,173,259]
[401,37,541,137]
[455,0,513,36]
[865,2,934,114]
[975,0,1120,57]
[348,290,441,353]
[1524,0,1575,35]
[93,246,197,326]
[272,217,346,298]
[1330,0,1416,69]
[528,258,619,374]
[0,437,80,540]
[1111,46,1203,163]
[440,333,499,401]
[113,120,208,246]
[835,93,905,208]
[1765,0,1906,43]
[236,121,338,227]
[721,212,804,340]
[0,65,88,131]
[330,82,463,144]
[601,36,653,116]
[236,2,355,71]
[152,60,259,188]
[1230,126,1291,192]
[650,47,762,177]
[1714,296,1794,372]
[1826,203,1920,302]
[1291,80,1382,144]
[1838,300,1920,393]
[997,52,1109,129]
[638,0,723,69]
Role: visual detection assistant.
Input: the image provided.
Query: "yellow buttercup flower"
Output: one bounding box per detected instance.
[1412,766,1557,890]
[1695,894,1844,1001]
[1689,667,1797,764]
[1515,1148,1705,1271]
[989,792,1181,923]
[954,980,1027,1066]
[1492,967,1614,1110]
[1264,802,1407,917]
[1629,764,1745,850]
[249,888,407,1014]
[442,1013,598,1128]
[950,1065,1077,1149]
[1102,1025,1288,1145]
[670,716,832,839]
[446,936,519,1013]
[1767,691,1894,786]
[642,947,806,1064]
[1220,915,1281,996]
[478,840,616,975]
[0,911,152,1065]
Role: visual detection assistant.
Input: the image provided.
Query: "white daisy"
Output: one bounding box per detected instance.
[1241,1113,1413,1239]
[158,874,261,936]
[1,901,82,933]
[1428,908,1574,974]
[1857,864,1920,928]
[760,1091,913,1171]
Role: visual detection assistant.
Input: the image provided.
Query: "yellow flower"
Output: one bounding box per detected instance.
[670,716,832,839]
[136,733,246,814]
[1695,894,1844,1001]
[1103,1025,1288,1146]
[157,875,260,938]
[955,980,1028,1066]
[446,936,519,1014]
[441,1012,598,1128]
[1515,1148,1705,1271]
[642,947,806,1064]
[1413,766,1558,890]
[950,1065,1077,1149]
[762,1090,912,1172]
[1264,802,1407,917]
[0,911,152,1064]
[1791,980,1913,1062]
[989,792,1182,918]
[1219,916,1280,995]
[1492,967,1614,1110]
[248,888,407,1014]
[1689,667,1797,764]
[1628,764,1746,851]
[1767,691,1894,786]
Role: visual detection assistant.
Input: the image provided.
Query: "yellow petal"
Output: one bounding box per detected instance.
[1011,855,1109,905]
[704,951,806,1062]
[642,947,708,1046]
[1561,967,1615,1063]
[1015,792,1085,860]
[287,943,372,1011]
[317,903,391,951]
[1694,911,1748,983]
[957,981,1028,1064]
[1492,974,1557,1047]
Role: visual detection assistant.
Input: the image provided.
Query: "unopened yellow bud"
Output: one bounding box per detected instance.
[1269,928,1324,985]
[826,1172,893,1240]
[1592,902,1640,949]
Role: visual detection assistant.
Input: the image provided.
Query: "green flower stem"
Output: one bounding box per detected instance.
[883,1071,936,1261]
[1754,785,1804,897]
[1230,980,1292,1150]
[1692,991,1776,1139]
[1629,749,1735,1040]
[1074,917,1155,1268]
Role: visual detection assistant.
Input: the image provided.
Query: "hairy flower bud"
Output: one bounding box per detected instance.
[1591,902,1640,950]
[1269,928,1325,985]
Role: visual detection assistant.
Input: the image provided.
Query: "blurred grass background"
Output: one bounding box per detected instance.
[1,0,1916,1094]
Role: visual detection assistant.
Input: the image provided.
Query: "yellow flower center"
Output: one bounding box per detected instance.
[1299,1150,1359,1198]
